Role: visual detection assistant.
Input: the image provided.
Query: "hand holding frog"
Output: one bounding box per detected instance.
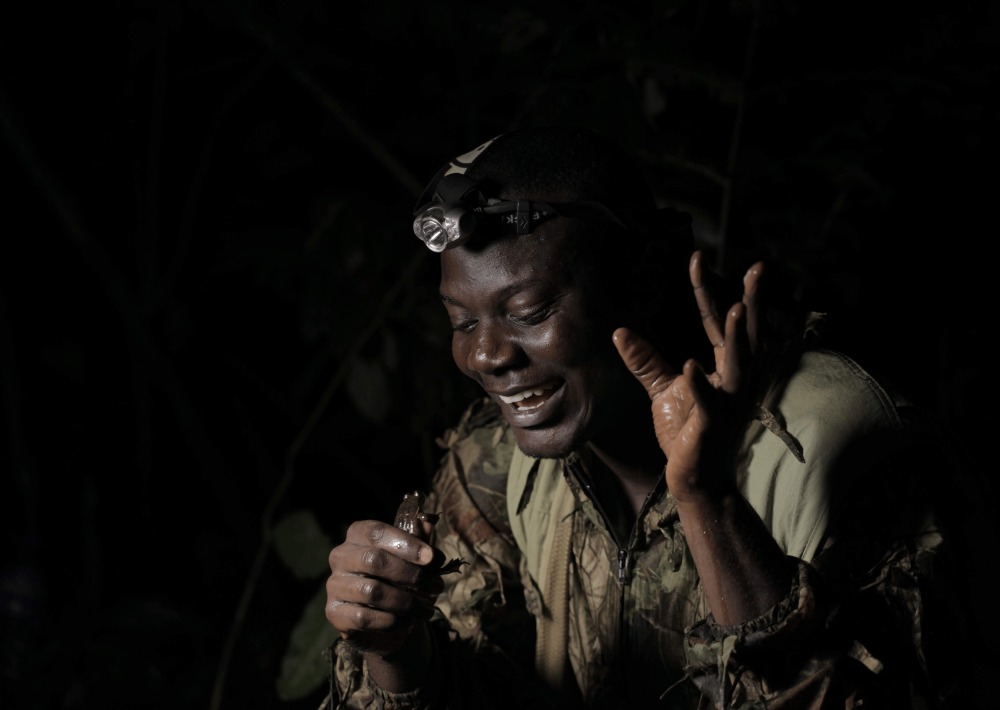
[325,491,450,658]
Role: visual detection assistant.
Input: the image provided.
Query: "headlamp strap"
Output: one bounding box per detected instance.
[515,199,531,234]
[436,173,482,204]
[480,199,556,234]
[442,136,500,177]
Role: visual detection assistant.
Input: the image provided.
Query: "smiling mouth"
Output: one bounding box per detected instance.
[498,385,558,411]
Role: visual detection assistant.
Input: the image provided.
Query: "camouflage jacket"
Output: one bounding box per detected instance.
[329,349,988,709]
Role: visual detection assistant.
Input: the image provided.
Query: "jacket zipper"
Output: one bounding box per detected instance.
[568,462,665,676]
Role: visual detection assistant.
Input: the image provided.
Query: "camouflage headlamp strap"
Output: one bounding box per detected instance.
[480,197,559,236]
[412,135,502,212]
[435,172,487,208]
[443,136,501,177]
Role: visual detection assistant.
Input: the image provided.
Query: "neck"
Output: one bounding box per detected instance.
[585,421,664,517]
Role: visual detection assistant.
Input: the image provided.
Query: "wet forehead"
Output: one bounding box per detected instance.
[439,224,577,300]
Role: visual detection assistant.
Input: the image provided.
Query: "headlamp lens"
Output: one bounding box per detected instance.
[412,205,476,252]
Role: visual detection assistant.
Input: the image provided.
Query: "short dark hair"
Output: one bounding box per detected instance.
[465,126,658,211]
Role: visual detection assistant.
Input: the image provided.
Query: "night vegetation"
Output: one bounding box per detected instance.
[2,1,996,707]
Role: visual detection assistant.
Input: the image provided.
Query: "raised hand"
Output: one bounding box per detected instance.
[692,250,765,389]
[613,251,790,623]
[612,250,765,502]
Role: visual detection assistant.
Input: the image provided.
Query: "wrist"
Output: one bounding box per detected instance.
[363,622,433,693]
[671,484,741,516]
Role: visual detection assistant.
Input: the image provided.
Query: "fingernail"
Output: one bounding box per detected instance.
[417,545,435,564]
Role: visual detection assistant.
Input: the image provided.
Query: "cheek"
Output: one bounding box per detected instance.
[523,327,561,361]
[540,321,613,370]
[450,335,475,379]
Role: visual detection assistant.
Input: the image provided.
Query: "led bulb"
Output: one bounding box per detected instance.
[412,205,476,252]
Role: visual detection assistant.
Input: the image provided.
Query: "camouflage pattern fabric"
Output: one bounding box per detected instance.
[329,376,984,708]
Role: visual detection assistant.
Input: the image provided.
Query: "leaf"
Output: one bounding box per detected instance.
[276,585,338,701]
[272,510,333,580]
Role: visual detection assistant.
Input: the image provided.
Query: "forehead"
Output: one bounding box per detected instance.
[439,221,581,293]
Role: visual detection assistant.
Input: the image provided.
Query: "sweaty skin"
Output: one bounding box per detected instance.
[327,238,789,694]
[612,251,790,624]
[325,501,442,691]
[325,492,466,694]
[439,221,648,464]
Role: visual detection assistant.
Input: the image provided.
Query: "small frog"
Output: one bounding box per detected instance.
[394,490,466,575]
[394,490,437,538]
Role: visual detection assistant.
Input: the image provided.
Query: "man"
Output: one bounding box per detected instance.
[323,126,985,708]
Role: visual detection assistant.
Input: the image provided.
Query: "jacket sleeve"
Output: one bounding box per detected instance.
[329,398,558,709]
[679,408,993,709]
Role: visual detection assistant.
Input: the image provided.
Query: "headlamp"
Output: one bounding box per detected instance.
[412,133,693,253]
[412,204,478,253]
[412,172,630,252]
[412,139,631,252]
[412,198,559,252]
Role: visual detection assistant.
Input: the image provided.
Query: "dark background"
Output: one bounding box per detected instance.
[2,1,997,708]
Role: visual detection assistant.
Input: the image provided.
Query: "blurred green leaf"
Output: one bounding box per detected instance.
[276,584,337,701]
[272,510,333,580]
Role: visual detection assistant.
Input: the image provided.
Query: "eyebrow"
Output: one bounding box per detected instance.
[439,278,547,307]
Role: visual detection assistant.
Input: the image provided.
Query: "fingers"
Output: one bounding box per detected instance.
[345,519,436,565]
[691,251,767,351]
[612,327,677,399]
[720,302,749,395]
[326,522,446,644]
[328,521,444,615]
[690,251,725,348]
[741,261,764,353]
[326,590,430,656]
[332,522,442,585]
[327,572,438,618]
[325,573,438,633]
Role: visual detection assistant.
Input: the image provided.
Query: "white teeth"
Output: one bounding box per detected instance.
[499,387,548,404]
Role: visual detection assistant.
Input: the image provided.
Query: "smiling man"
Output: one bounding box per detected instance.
[322,126,987,709]
[441,232,639,460]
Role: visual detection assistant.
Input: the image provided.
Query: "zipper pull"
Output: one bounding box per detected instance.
[618,548,629,584]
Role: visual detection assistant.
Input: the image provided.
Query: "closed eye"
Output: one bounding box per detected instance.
[450,319,477,333]
[510,294,565,326]
[509,307,552,326]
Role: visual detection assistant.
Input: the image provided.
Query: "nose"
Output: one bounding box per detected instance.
[466,319,523,376]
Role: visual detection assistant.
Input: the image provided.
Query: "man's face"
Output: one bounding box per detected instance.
[439,222,636,459]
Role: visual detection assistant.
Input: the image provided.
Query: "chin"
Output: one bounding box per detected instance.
[511,425,583,461]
